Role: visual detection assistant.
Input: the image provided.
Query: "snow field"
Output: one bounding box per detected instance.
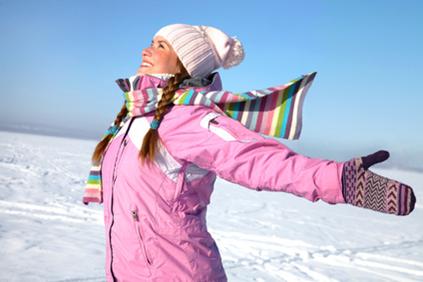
[0,130,422,281]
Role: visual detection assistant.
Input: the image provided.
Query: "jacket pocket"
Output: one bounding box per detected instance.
[130,204,153,266]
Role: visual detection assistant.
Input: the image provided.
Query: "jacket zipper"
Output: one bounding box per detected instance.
[131,208,153,266]
[107,116,134,282]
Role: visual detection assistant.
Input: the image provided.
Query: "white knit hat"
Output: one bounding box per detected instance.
[154,23,245,78]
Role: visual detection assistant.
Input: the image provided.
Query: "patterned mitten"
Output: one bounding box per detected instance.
[342,150,416,216]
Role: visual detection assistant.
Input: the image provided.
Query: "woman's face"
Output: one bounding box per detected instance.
[136,35,181,75]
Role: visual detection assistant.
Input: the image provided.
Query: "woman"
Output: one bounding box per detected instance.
[83,24,416,281]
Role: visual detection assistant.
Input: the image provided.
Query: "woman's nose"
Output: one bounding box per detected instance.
[142,48,151,58]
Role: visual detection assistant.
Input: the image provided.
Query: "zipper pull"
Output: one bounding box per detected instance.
[131,210,139,221]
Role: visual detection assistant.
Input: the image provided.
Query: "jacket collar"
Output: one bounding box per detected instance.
[178,72,223,92]
[115,72,223,93]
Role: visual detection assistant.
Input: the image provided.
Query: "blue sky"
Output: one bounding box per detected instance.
[1,0,422,169]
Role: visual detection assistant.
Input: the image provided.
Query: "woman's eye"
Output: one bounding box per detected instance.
[150,43,164,49]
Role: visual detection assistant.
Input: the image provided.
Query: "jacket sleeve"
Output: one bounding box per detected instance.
[160,105,346,204]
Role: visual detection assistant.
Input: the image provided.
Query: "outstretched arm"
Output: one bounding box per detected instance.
[161,105,416,216]
[161,105,345,205]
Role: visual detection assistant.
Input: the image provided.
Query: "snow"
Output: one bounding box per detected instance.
[0,130,422,282]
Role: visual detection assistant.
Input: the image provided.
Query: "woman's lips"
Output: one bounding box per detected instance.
[141,62,153,68]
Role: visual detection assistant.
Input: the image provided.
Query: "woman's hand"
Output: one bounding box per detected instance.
[342,150,416,216]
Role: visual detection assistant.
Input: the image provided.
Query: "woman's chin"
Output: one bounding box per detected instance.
[136,70,147,76]
[137,68,153,76]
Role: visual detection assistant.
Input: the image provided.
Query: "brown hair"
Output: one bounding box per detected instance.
[91,58,190,166]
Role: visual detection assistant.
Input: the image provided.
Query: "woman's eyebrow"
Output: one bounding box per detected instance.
[151,40,169,47]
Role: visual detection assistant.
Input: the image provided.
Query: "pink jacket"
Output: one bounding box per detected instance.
[101,72,346,281]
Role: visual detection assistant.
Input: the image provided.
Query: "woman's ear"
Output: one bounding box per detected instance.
[176,61,185,74]
[176,65,183,74]
[176,58,189,77]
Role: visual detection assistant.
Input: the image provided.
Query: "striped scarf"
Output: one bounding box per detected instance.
[82,71,317,204]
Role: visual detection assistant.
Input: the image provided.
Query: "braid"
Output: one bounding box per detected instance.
[91,103,128,165]
[114,103,129,126]
[139,61,190,165]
